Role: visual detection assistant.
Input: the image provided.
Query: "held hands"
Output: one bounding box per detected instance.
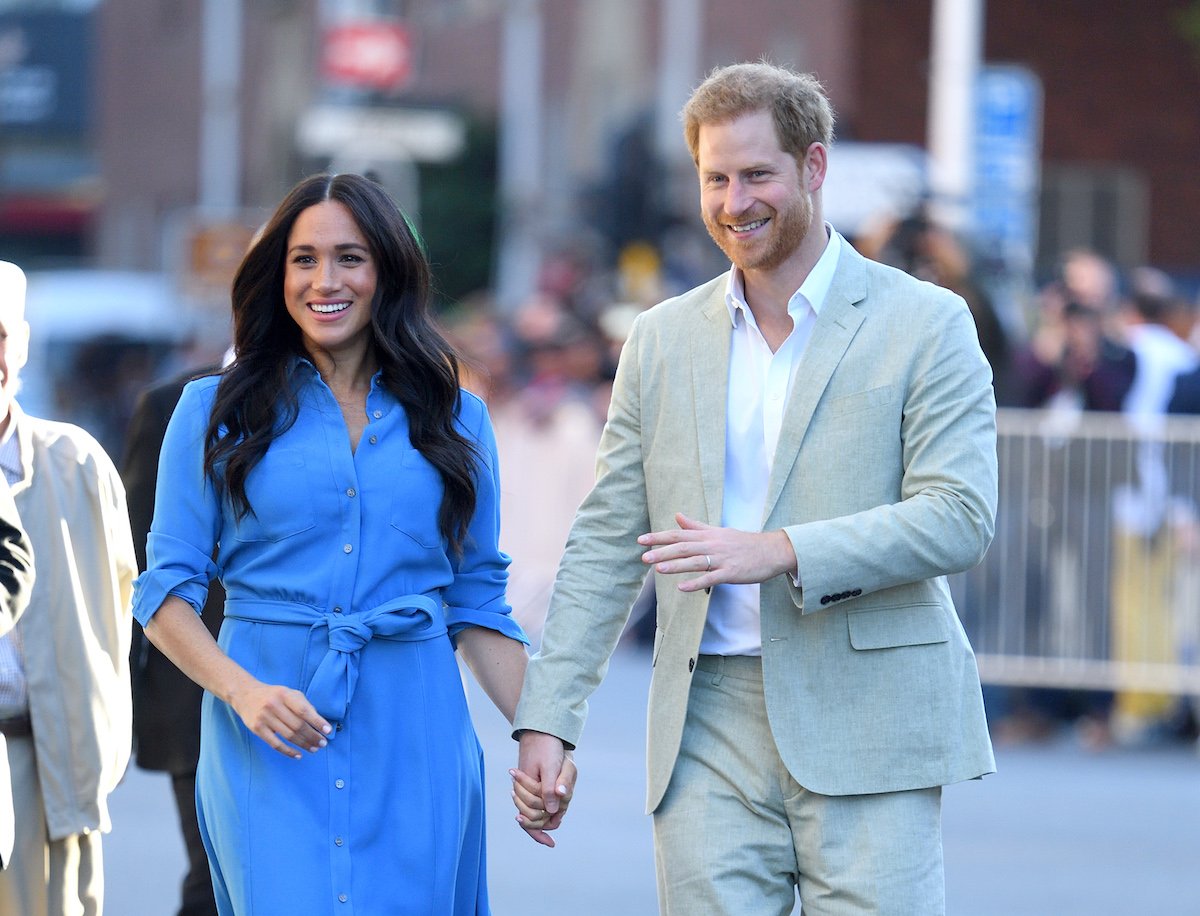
[511,731,577,847]
[229,679,332,759]
[638,512,798,592]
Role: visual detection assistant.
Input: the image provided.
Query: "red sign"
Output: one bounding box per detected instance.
[322,22,412,93]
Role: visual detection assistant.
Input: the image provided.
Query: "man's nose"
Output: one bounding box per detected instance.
[724,178,752,216]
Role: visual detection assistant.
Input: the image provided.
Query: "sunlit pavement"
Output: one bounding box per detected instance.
[106,644,1198,915]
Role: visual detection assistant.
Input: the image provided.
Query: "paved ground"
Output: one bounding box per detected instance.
[105,644,1199,915]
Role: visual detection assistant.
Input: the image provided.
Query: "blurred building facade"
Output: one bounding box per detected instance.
[3,0,1200,290]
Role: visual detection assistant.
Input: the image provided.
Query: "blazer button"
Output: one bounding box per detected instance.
[688,658,695,673]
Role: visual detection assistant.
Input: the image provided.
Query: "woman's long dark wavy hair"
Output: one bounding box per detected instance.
[203,173,478,554]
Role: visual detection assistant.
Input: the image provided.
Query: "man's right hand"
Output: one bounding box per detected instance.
[512,730,576,847]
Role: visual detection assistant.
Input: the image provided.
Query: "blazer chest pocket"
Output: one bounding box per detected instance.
[823,383,895,418]
[847,603,949,650]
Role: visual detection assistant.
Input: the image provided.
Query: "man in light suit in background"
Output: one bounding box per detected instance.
[0,261,135,916]
[512,62,997,914]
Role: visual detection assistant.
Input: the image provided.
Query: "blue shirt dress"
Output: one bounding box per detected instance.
[132,362,527,916]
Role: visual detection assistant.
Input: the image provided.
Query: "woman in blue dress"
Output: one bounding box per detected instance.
[132,173,573,915]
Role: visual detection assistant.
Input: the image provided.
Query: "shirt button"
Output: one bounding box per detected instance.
[338,894,348,903]
[346,488,356,498]
[335,779,345,789]
[343,544,353,554]
[372,409,382,419]
[335,836,344,847]
[369,435,378,445]
[332,606,342,614]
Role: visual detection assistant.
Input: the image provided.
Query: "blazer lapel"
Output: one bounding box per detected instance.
[762,245,868,523]
[689,288,732,525]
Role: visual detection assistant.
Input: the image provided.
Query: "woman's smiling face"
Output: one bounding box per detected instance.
[284,199,378,360]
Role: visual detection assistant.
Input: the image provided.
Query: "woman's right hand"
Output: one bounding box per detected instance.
[229,681,333,758]
[144,598,333,759]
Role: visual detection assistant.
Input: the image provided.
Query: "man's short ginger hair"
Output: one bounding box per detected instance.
[682,62,835,165]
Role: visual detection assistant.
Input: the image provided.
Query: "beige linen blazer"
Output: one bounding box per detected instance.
[10,404,135,839]
[515,240,998,811]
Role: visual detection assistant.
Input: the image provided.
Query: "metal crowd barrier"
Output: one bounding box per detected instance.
[951,407,1200,695]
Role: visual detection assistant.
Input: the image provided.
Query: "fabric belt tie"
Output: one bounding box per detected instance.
[225,594,445,726]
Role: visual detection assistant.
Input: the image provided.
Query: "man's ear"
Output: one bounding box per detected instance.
[804,142,828,193]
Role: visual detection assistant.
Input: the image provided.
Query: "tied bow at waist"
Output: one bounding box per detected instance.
[224,594,445,726]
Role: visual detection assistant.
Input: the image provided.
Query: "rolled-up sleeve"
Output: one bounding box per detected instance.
[131,381,222,625]
[443,393,527,646]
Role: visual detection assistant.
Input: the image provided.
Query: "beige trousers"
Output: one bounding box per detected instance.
[0,735,102,916]
[653,654,944,916]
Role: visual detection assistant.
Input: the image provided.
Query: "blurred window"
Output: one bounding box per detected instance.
[1039,163,1148,272]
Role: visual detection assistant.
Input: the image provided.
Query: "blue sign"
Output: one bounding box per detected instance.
[972,65,1043,271]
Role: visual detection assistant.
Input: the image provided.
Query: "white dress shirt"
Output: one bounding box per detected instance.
[699,226,842,656]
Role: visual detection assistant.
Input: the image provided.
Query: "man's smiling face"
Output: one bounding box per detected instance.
[697,108,814,278]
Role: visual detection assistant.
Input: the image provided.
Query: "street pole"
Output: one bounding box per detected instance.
[495,0,543,312]
[199,0,242,214]
[655,0,703,227]
[655,0,701,164]
[926,0,983,233]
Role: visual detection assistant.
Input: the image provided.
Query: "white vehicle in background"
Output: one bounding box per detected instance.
[19,270,193,460]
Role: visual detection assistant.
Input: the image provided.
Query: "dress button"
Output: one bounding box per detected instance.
[335,779,345,789]
[335,836,344,847]
[346,488,356,498]
[338,894,348,903]
[369,435,378,445]
[373,410,382,419]
[343,544,353,554]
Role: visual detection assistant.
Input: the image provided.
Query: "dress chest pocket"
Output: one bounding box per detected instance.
[389,447,444,550]
[232,448,317,542]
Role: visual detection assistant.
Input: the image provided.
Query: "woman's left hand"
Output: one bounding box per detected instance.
[510,751,576,847]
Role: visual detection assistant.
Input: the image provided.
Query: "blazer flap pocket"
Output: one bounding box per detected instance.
[847,603,949,650]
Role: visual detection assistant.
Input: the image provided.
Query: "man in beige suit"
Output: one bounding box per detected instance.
[512,63,997,914]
